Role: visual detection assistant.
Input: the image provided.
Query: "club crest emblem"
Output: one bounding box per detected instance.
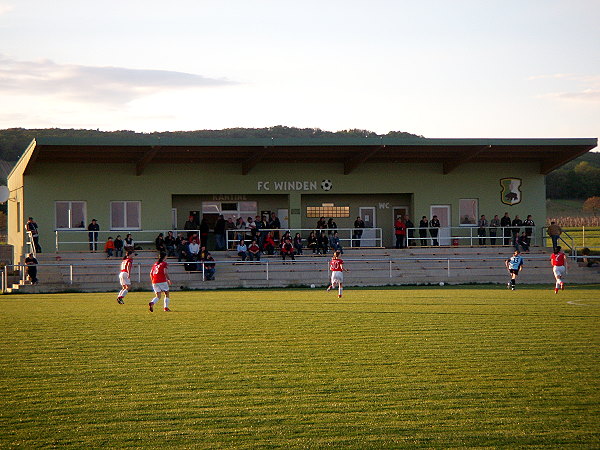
[500,178,522,206]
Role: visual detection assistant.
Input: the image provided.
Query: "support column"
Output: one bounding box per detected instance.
[288,192,302,229]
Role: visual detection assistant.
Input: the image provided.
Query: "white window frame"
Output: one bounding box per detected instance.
[55,201,87,230]
[459,198,478,227]
[110,201,141,230]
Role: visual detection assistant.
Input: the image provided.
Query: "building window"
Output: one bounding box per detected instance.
[306,204,350,218]
[55,201,86,229]
[201,201,257,221]
[459,199,478,226]
[111,201,141,230]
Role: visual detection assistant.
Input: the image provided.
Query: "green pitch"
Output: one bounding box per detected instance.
[1,286,599,448]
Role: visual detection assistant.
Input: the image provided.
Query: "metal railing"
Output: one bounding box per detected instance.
[405,226,539,247]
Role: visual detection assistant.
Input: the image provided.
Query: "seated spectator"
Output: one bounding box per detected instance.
[329,231,343,253]
[293,233,303,255]
[248,240,261,261]
[237,239,248,261]
[188,238,200,260]
[104,236,115,258]
[114,235,124,258]
[280,237,295,261]
[124,233,135,253]
[581,248,598,267]
[517,232,530,252]
[318,231,329,255]
[202,252,216,280]
[176,236,188,262]
[263,231,276,255]
[164,231,176,257]
[155,233,166,254]
[307,231,318,254]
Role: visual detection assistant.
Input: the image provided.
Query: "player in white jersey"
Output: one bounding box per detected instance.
[117,251,134,304]
[326,250,348,298]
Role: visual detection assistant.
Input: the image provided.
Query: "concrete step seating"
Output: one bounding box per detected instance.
[7,246,599,293]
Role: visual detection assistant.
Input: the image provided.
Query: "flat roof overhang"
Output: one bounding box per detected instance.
[21,137,598,176]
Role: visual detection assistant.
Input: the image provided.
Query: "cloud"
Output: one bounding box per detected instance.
[0,3,13,15]
[0,55,235,105]
[529,73,600,103]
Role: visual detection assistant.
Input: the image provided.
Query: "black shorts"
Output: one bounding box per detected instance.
[509,268,520,275]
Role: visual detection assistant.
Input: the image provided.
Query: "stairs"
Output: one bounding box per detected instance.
[7,247,599,294]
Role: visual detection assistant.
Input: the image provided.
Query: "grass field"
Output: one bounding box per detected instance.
[1,287,599,448]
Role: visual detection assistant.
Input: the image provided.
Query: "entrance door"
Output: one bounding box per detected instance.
[359,207,376,246]
[430,205,451,245]
[392,206,409,244]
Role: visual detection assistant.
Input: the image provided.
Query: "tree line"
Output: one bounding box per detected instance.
[0,127,598,199]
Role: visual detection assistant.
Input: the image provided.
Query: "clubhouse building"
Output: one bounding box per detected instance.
[7,136,597,261]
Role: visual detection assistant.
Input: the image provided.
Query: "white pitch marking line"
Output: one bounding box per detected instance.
[567,300,589,306]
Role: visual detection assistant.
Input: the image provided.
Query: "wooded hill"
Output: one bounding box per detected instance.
[0,127,598,199]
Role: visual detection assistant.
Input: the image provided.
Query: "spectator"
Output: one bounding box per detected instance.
[214,215,227,251]
[517,232,530,252]
[188,238,200,260]
[280,237,295,261]
[316,217,326,230]
[353,216,365,247]
[164,231,176,257]
[293,232,303,255]
[124,233,135,253]
[199,218,209,249]
[500,212,512,245]
[477,215,488,245]
[429,215,440,246]
[329,231,343,253]
[202,252,216,280]
[318,231,329,255]
[104,236,115,258]
[247,216,256,241]
[511,215,523,250]
[307,231,318,254]
[259,215,269,248]
[419,216,428,246]
[263,231,276,255]
[88,219,100,252]
[253,215,264,246]
[25,252,38,285]
[327,218,337,235]
[489,215,500,245]
[547,221,563,251]
[523,215,535,246]
[155,233,166,254]
[184,215,197,239]
[26,217,42,253]
[237,239,248,261]
[114,235,124,258]
[248,240,261,261]
[226,218,236,248]
[235,217,247,243]
[176,236,189,262]
[405,214,415,247]
[268,212,281,240]
[394,215,406,249]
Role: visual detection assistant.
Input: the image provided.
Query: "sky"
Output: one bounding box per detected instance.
[0,0,599,139]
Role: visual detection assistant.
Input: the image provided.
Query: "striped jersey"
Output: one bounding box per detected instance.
[120,257,132,275]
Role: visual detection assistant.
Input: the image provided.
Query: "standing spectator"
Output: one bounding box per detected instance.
[419,216,428,246]
[404,214,415,247]
[547,221,563,251]
[269,212,281,241]
[184,215,197,239]
[104,236,115,258]
[25,253,38,285]
[88,219,100,252]
[199,218,210,249]
[523,215,535,247]
[511,215,523,250]
[114,235,124,258]
[329,231,343,253]
[500,212,512,245]
[489,215,500,245]
[429,215,440,246]
[155,233,166,254]
[164,231,176,257]
[551,245,568,294]
[318,230,329,255]
[353,216,365,247]
[394,215,406,249]
[235,217,247,243]
[237,239,248,261]
[248,240,261,261]
[247,216,256,242]
[124,233,134,253]
[293,232,304,255]
[259,215,269,248]
[214,214,227,251]
[148,252,172,312]
[307,231,318,254]
[316,217,327,230]
[477,215,488,245]
[505,249,524,291]
[253,215,263,246]
[327,218,337,235]
[26,217,42,253]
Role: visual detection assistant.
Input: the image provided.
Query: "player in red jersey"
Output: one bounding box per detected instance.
[326,250,348,298]
[550,246,568,294]
[117,251,134,304]
[149,252,172,312]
